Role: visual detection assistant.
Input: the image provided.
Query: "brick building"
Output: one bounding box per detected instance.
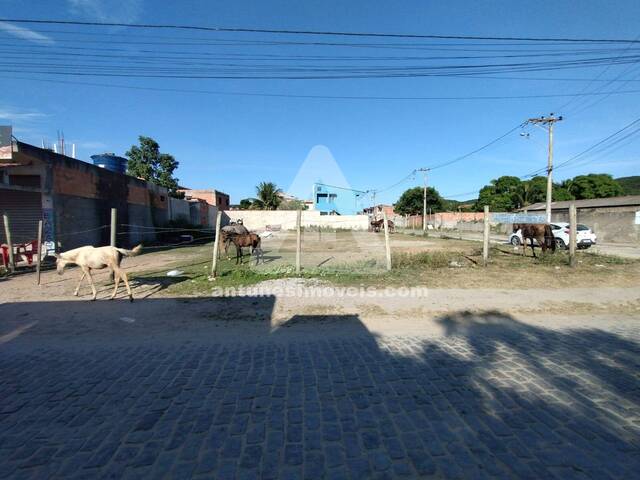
[1,141,170,251]
[179,189,230,211]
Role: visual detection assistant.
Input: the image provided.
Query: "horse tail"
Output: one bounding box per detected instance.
[116,244,143,257]
[544,225,556,252]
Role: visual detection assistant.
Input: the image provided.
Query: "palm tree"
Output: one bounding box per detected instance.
[254,182,282,210]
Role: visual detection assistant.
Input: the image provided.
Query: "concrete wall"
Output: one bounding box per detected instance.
[168,197,191,223]
[224,210,369,231]
[395,212,487,230]
[397,207,639,243]
[551,207,639,244]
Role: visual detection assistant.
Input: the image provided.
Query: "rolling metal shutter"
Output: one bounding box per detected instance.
[0,189,42,244]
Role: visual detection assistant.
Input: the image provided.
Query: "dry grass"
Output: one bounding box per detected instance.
[128,231,640,295]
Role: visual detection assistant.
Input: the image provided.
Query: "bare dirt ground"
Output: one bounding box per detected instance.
[2,231,639,336]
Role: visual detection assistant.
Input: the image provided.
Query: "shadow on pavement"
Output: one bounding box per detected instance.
[0,299,638,478]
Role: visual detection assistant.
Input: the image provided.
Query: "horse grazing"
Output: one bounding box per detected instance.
[229,233,263,265]
[56,244,142,301]
[220,222,249,258]
[512,223,556,257]
[370,219,395,233]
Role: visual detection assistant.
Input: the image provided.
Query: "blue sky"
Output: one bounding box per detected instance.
[1,0,639,204]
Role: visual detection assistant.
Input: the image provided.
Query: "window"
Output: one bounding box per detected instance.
[328,193,337,203]
[9,175,40,188]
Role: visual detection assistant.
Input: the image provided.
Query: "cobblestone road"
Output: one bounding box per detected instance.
[1,311,639,479]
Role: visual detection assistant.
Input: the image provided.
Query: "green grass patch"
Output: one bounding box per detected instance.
[392,251,465,269]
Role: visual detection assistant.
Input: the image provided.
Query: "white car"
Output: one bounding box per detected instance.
[509,222,597,249]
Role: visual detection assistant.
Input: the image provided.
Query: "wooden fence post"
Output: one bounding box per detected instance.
[36,220,43,285]
[296,210,302,274]
[110,208,117,247]
[210,210,223,278]
[482,206,490,267]
[383,210,392,271]
[569,204,577,267]
[3,214,15,273]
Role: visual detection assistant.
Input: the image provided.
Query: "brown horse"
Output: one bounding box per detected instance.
[229,232,263,265]
[513,223,556,257]
[370,219,395,233]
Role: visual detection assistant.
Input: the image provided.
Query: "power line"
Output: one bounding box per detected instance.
[2,18,640,43]
[5,74,640,101]
[369,123,524,195]
[522,114,640,178]
[427,123,525,170]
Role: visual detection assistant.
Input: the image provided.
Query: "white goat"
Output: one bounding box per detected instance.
[55,244,142,301]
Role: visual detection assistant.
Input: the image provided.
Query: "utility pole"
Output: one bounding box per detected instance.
[417,168,429,232]
[527,114,563,223]
[371,191,377,221]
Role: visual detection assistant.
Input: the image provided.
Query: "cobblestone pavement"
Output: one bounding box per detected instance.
[1,311,639,479]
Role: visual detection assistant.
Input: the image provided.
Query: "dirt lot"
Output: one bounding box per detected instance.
[1,231,639,323]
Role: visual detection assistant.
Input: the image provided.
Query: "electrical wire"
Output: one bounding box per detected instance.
[4,74,640,101]
[2,18,640,43]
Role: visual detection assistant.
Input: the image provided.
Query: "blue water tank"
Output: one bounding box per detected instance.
[90,153,128,175]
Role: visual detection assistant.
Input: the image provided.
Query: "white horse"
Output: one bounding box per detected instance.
[56,244,142,301]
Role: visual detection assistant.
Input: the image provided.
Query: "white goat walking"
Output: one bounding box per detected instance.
[55,244,142,301]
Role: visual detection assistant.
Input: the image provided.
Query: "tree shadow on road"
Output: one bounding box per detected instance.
[0,300,638,479]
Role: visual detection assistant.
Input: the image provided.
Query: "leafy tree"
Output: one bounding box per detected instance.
[126,136,183,198]
[474,174,575,211]
[616,175,640,195]
[474,175,522,211]
[395,186,444,215]
[562,174,624,200]
[277,199,308,210]
[238,198,254,210]
[253,182,282,210]
[552,185,574,201]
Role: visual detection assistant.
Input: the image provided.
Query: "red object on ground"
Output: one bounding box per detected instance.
[1,240,40,268]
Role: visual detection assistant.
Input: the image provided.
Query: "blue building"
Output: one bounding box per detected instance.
[313,183,365,215]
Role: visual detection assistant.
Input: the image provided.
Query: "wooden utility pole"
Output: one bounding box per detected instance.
[295,209,302,274]
[482,205,490,267]
[527,114,563,223]
[569,204,577,267]
[36,220,43,285]
[3,214,15,273]
[110,208,117,247]
[210,210,222,278]
[383,210,392,271]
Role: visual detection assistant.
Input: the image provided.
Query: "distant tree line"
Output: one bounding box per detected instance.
[393,173,630,215]
[472,173,623,211]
